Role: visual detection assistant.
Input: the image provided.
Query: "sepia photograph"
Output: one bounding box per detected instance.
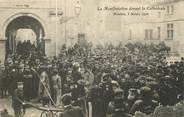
[0,0,183,117]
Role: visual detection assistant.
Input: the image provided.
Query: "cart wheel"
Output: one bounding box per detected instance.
[40,111,54,117]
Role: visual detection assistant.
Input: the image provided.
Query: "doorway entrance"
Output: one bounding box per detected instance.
[5,16,45,58]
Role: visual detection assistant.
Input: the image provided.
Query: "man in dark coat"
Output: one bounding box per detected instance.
[9,68,19,96]
[129,87,158,115]
[59,94,85,117]
[88,74,114,117]
[158,75,178,106]
[23,65,34,101]
[87,85,105,117]
[108,88,132,117]
[0,65,6,98]
[12,82,25,117]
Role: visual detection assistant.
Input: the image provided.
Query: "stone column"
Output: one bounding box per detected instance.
[0,39,6,62]
[44,39,54,56]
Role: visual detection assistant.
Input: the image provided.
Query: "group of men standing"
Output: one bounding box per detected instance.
[0,41,183,117]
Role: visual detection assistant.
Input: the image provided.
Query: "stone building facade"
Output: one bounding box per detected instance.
[0,0,184,62]
[124,0,184,56]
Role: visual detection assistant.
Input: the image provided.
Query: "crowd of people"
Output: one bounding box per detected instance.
[0,41,183,117]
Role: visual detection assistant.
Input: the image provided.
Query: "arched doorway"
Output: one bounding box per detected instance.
[5,16,45,58]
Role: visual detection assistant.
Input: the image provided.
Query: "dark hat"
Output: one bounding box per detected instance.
[61,94,72,105]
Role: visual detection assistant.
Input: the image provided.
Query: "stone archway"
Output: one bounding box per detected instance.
[2,12,48,40]
[4,14,46,58]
